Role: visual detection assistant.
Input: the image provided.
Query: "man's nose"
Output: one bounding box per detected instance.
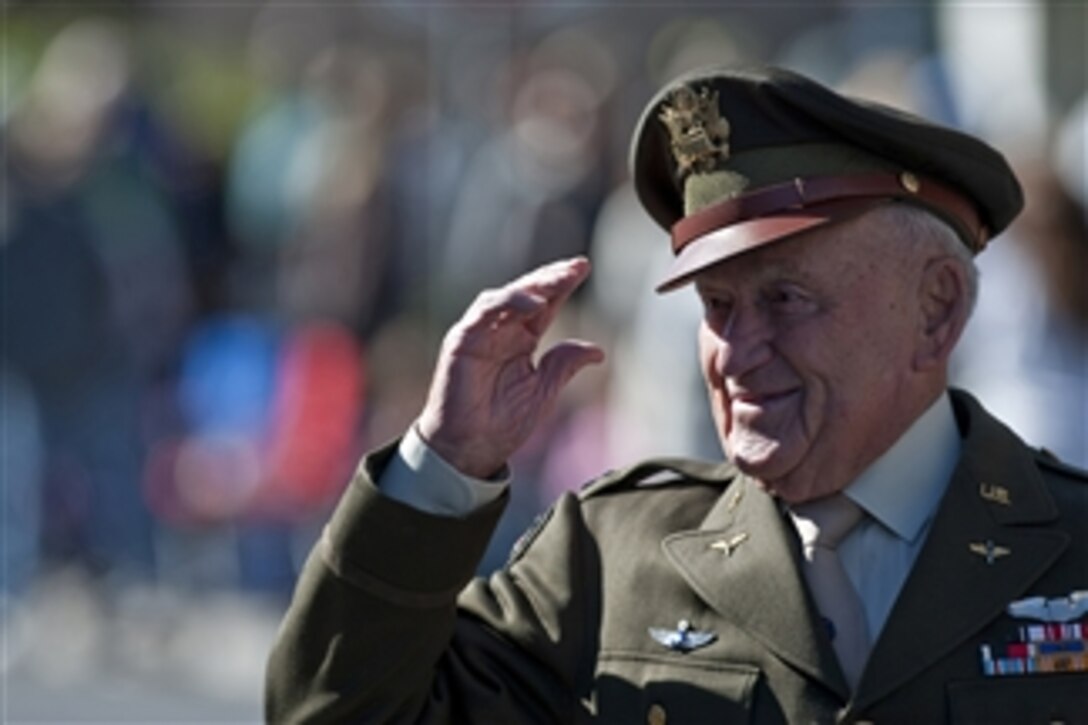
[712,306,775,379]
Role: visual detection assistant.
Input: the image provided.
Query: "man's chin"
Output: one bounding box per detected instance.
[728,436,818,495]
[727,441,791,480]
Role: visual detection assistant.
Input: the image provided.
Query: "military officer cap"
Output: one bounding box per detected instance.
[630,65,1025,292]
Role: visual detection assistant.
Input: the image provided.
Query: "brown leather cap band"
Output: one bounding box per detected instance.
[670,172,990,255]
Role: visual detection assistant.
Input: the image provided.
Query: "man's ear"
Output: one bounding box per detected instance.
[914,256,970,371]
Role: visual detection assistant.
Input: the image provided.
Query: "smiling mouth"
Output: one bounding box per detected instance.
[731,389,799,409]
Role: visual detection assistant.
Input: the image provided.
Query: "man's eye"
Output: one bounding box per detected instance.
[702,295,731,315]
[769,288,815,313]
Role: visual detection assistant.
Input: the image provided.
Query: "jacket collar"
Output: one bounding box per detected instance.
[852,389,1068,710]
[663,473,851,699]
[662,389,1068,707]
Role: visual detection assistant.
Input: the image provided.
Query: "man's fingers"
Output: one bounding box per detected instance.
[537,340,606,396]
[512,256,591,298]
[458,290,548,338]
[521,257,591,335]
[461,257,590,334]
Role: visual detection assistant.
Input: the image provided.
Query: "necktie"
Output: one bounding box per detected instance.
[790,495,870,690]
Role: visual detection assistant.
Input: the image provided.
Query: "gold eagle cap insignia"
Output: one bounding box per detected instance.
[658,86,731,176]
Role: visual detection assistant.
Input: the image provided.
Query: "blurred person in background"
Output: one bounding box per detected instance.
[437,51,612,326]
[1,18,176,589]
[148,9,379,597]
[267,65,1088,723]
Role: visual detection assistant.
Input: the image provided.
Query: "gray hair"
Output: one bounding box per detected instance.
[872,202,981,317]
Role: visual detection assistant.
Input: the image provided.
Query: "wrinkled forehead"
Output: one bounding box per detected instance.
[692,241,810,291]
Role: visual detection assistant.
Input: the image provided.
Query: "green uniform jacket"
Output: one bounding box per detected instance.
[266,391,1088,724]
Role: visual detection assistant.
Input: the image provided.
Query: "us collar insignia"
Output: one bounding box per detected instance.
[1008,591,1088,623]
[649,619,717,653]
[658,86,731,176]
[979,482,1012,506]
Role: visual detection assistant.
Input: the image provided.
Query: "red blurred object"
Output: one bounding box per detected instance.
[142,322,366,526]
[259,322,367,517]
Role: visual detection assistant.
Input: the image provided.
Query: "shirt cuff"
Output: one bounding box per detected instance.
[378,424,510,517]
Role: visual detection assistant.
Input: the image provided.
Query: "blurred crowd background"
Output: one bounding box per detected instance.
[1,2,1084,721]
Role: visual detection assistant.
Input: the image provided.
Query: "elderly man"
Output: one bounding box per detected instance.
[267,67,1088,723]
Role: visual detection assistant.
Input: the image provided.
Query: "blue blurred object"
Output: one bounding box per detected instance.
[179,315,279,437]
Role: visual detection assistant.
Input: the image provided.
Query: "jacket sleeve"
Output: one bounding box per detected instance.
[265,441,597,724]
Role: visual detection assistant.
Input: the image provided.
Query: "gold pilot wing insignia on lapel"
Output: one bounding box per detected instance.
[709,532,749,556]
[649,619,717,653]
[968,540,1011,564]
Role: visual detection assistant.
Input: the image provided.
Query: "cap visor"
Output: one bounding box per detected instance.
[655,199,885,293]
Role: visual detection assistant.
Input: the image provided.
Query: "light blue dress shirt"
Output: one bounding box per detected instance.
[837,392,962,641]
[380,425,508,516]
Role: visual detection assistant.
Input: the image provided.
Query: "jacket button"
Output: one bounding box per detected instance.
[647,703,667,725]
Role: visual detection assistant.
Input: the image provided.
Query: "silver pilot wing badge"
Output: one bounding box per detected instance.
[649,619,717,653]
[1007,591,1088,623]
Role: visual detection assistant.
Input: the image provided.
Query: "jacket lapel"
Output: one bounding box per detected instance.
[663,475,850,700]
[854,392,1070,710]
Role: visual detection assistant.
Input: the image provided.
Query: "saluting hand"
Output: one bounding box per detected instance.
[416,257,606,479]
